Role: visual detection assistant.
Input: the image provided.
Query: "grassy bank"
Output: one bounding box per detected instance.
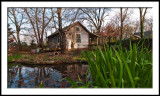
[8,52,86,64]
[8,54,22,62]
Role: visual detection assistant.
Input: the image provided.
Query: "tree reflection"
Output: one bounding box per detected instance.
[34,68,39,87]
[17,64,24,88]
[33,66,53,87]
[8,63,88,88]
[8,64,19,88]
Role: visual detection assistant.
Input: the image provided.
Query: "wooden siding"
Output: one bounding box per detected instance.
[47,34,60,49]
[66,24,89,49]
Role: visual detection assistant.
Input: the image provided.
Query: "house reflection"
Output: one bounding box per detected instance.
[62,64,88,82]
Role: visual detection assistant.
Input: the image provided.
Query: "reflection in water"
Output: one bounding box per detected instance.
[8,63,88,88]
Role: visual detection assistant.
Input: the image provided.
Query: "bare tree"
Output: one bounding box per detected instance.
[123,23,135,39]
[144,16,153,31]
[8,8,26,50]
[139,8,148,38]
[107,8,133,40]
[50,8,82,31]
[79,8,110,33]
[24,8,54,48]
[57,8,66,53]
[120,8,123,41]
[62,8,82,25]
[132,20,140,33]
[120,8,129,40]
[8,24,16,42]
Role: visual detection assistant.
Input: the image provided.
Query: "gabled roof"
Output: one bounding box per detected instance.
[47,21,99,38]
[134,30,152,38]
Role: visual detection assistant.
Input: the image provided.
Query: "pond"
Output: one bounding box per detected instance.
[8,63,89,88]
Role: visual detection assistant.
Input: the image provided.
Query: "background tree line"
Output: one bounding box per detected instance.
[8,7,152,52]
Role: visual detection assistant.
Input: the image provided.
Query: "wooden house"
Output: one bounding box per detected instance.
[47,21,99,50]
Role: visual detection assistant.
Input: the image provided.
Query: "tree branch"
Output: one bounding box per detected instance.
[143,8,148,21]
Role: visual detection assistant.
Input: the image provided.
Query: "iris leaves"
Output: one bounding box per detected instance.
[65,40,152,88]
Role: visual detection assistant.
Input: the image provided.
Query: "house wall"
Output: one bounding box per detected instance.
[66,24,89,49]
[48,23,89,50]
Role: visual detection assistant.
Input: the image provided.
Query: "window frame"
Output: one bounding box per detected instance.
[76,33,81,43]
[57,35,60,43]
[76,27,80,32]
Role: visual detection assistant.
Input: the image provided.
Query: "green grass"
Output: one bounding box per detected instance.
[64,40,152,88]
[53,56,67,60]
[8,54,22,62]
[8,56,13,62]
[43,56,53,61]
[72,57,86,60]
[22,55,35,61]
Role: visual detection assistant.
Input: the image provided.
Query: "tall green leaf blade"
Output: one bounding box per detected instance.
[65,77,78,88]
[98,46,116,88]
[114,49,123,88]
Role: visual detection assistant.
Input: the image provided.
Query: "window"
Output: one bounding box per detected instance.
[76,34,81,43]
[57,35,60,43]
[76,27,80,31]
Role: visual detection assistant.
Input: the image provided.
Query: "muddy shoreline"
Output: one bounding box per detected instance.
[8,59,88,65]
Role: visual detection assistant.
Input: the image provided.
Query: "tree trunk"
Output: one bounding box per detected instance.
[57,8,66,54]
[120,8,123,41]
[25,8,39,44]
[97,26,101,33]
[17,30,22,51]
[38,38,44,48]
[60,33,66,53]
[39,8,46,48]
[12,8,22,51]
[139,8,144,38]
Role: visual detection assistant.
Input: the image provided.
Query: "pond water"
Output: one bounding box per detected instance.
[8,63,89,88]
